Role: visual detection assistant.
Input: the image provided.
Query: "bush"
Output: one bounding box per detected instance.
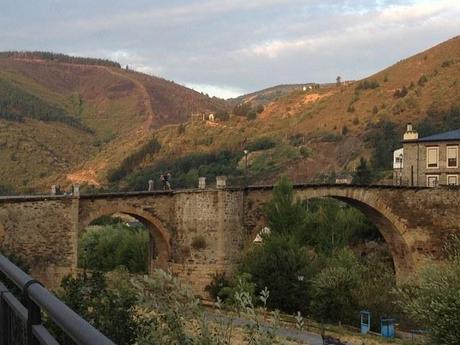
[299,146,310,158]
[247,110,257,120]
[247,137,277,151]
[107,138,161,182]
[441,59,454,68]
[416,75,427,87]
[191,235,207,250]
[355,80,380,91]
[205,272,231,300]
[255,104,265,113]
[310,249,362,323]
[215,110,230,121]
[233,102,252,116]
[352,158,372,184]
[78,224,149,273]
[394,86,408,98]
[239,236,314,314]
[125,149,244,190]
[53,271,138,344]
[397,239,460,345]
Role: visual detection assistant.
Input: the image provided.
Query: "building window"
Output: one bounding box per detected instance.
[447,146,458,168]
[447,175,458,185]
[426,175,439,187]
[426,147,439,168]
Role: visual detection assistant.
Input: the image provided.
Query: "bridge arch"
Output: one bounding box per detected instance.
[292,187,414,281]
[78,205,172,272]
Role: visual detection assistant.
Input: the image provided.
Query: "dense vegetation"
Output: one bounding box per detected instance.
[0,79,92,132]
[397,235,460,345]
[107,138,161,182]
[0,51,121,68]
[417,105,460,137]
[212,177,398,329]
[78,221,149,274]
[125,149,244,190]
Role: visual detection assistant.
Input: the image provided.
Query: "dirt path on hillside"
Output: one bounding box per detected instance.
[66,67,158,186]
[102,66,156,133]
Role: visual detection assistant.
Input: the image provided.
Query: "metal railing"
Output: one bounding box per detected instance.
[0,254,115,345]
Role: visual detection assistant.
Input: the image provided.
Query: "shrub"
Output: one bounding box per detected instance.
[78,224,149,273]
[418,75,428,86]
[247,137,277,151]
[53,271,138,345]
[255,104,265,113]
[441,59,454,68]
[397,238,460,345]
[299,146,310,158]
[394,86,408,98]
[372,105,378,114]
[247,110,257,120]
[239,236,313,314]
[347,104,355,113]
[191,235,207,250]
[233,102,252,116]
[355,80,380,91]
[289,133,304,146]
[341,126,349,136]
[215,110,230,121]
[205,272,231,300]
[310,249,362,323]
[107,138,161,182]
[352,158,372,184]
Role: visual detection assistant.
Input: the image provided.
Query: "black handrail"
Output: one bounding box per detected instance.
[0,254,116,345]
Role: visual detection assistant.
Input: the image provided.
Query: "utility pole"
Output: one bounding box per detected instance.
[244,149,248,188]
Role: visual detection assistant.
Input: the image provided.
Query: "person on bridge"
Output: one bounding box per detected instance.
[160,172,172,191]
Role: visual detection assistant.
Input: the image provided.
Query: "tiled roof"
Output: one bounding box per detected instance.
[417,129,460,142]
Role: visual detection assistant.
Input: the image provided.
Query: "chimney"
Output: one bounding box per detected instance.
[403,123,418,141]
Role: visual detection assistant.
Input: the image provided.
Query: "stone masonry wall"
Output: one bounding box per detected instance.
[403,140,460,186]
[172,190,246,296]
[0,197,78,287]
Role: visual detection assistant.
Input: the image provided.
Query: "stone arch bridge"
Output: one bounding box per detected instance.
[0,184,458,294]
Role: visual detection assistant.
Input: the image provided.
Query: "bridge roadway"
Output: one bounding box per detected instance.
[0,183,457,295]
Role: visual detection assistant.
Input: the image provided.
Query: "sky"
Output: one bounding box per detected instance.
[1,0,460,99]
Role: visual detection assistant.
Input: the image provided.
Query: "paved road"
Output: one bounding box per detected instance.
[205,312,324,345]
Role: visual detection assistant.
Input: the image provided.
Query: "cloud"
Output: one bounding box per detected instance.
[240,0,460,59]
[184,82,246,99]
[1,0,460,94]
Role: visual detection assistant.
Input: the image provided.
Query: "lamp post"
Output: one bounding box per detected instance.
[244,149,248,188]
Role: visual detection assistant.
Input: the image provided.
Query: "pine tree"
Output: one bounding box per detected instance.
[352,158,372,185]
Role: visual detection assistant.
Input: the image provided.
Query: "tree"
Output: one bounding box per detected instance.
[336,76,342,87]
[352,158,372,185]
[310,249,362,323]
[215,110,229,121]
[255,104,264,113]
[54,271,139,344]
[397,237,460,345]
[263,176,306,236]
[239,236,314,314]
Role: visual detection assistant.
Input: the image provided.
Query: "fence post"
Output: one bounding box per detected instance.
[25,281,42,345]
[0,284,9,345]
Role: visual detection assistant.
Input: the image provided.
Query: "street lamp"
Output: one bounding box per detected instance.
[243,149,248,188]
